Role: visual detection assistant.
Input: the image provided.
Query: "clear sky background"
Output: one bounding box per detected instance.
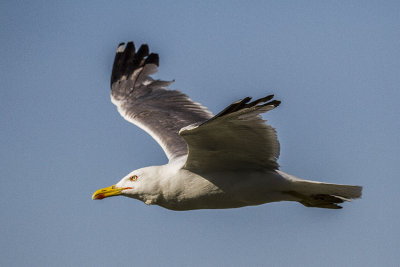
[1,1,399,266]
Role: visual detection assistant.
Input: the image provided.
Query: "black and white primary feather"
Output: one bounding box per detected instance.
[93,42,362,210]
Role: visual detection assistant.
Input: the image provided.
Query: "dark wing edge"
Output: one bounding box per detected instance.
[110,42,213,161]
[111,42,171,101]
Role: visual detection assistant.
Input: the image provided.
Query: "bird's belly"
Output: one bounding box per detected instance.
[158,170,293,210]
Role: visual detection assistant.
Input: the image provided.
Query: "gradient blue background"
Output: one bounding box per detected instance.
[1,1,399,266]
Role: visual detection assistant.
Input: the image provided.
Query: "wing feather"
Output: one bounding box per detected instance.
[111,42,213,161]
[180,96,281,172]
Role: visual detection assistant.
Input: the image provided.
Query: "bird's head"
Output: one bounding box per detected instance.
[92,169,148,200]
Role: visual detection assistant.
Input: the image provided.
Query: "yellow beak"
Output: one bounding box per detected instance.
[92,185,123,200]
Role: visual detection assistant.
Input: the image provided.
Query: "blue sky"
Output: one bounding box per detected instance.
[1,1,399,266]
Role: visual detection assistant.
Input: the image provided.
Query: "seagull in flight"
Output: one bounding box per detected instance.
[92,42,362,210]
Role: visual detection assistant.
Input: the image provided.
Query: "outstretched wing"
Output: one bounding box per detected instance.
[111,42,213,161]
[179,95,281,172]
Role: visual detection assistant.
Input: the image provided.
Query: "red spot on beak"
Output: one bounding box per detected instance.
[96,194,105,199]
[124,187,133,190]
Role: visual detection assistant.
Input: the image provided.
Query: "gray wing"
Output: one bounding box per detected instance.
[179,96,281,172]
[111,42,213,161]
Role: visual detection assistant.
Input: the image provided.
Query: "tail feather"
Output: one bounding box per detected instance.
[278,171,362,209]
[287,190,351,209]
[292,182,362,209]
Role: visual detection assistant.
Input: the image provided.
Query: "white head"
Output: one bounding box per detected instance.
[92,166,161,203]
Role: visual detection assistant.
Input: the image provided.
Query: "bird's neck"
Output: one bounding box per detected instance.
[135,165,170,205]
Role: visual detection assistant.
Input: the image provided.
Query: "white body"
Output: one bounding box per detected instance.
[117,159,361,210]
[158,169,295,210]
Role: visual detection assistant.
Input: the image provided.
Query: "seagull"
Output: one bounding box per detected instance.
[92,42,362,210]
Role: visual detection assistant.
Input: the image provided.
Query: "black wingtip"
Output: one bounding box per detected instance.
[268,100,281,107]
[111,42,161,88]
[262,94,274,102]
[244,94,275,109]
[146,53,159,66]
[137,44,149,58]
[117,42,125,53]
[125,42,135,53]
[242,96,252,103]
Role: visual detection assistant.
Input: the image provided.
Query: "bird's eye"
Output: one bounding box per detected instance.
[129,175,138,182]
